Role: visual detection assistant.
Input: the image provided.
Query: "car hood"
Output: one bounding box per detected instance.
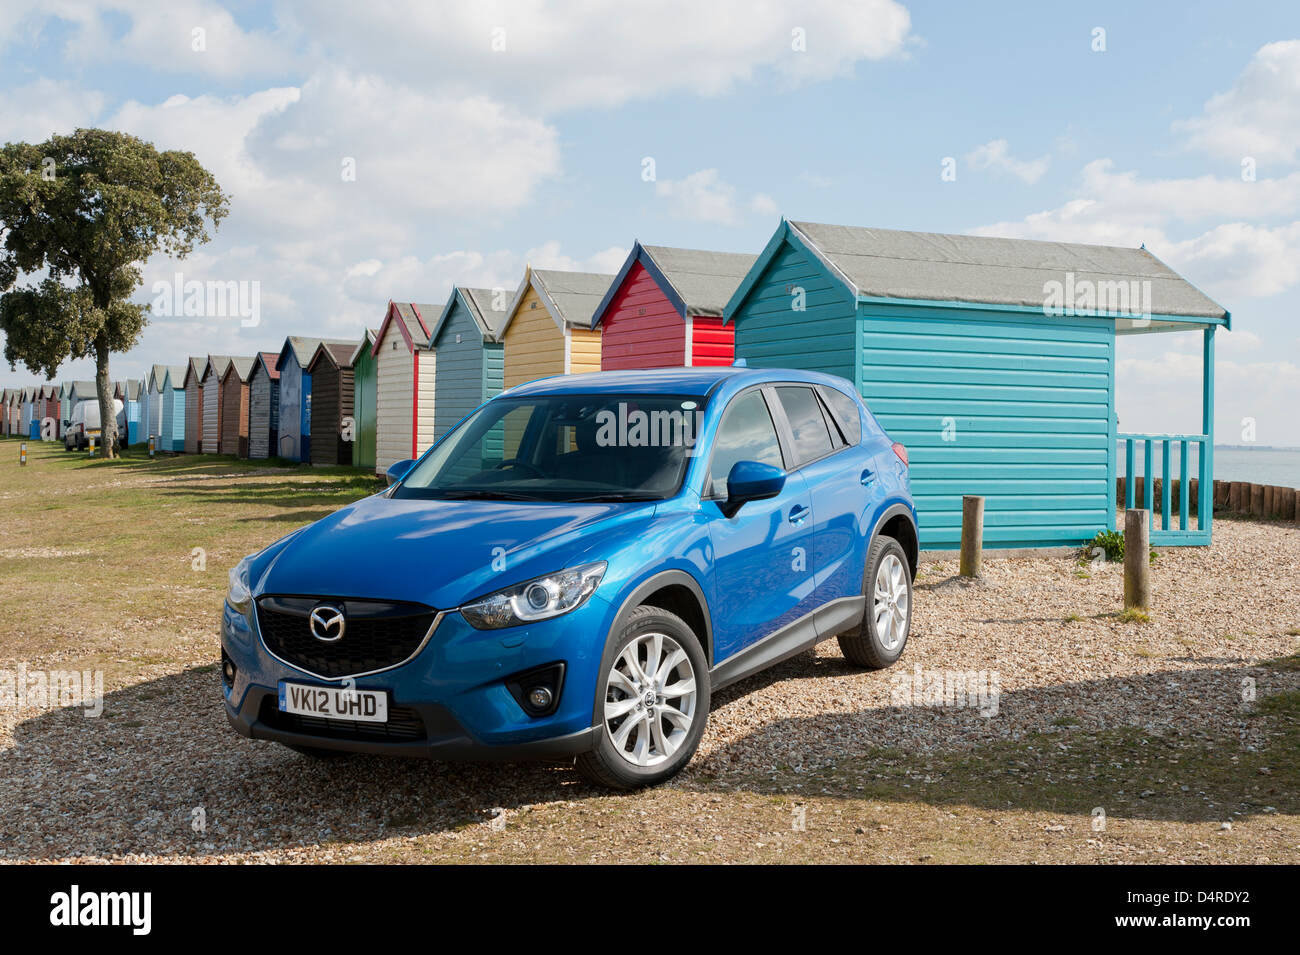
[254,492,657,609]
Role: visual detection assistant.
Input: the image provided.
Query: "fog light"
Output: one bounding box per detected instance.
[505,662,565,717]
[527,686,553,710]
[220,650,237,689]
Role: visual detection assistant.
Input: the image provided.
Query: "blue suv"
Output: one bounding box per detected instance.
[221,367,917,789]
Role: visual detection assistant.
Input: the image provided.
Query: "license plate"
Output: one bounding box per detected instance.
[278,682,389,723]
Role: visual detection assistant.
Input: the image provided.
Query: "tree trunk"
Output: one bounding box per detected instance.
[94,330,116,459]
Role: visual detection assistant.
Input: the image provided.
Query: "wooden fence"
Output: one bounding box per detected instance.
[1117,476,1300,523]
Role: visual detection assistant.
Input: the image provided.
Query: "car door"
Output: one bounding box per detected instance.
[703,387,818,662]
[770,385,882,629]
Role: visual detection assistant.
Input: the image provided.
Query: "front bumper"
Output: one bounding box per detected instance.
[219,595,608,761]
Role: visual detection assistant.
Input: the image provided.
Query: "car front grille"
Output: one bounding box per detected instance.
[258,696,427,742]
[255,595,439,679]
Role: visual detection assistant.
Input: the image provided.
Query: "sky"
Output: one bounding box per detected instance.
[1,0,1299,445]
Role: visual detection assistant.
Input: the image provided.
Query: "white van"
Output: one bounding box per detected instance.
[64,398,125,451]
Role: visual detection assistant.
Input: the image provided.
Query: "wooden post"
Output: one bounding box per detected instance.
[1251,484,1265,517]
[1124,508,1150,612]
[1264,485,1275,518]
[959,495,984,578]
[1282,488,1298,522]
[1214,480,1227,510]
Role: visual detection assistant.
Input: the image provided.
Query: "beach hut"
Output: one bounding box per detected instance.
[58,382,74,434]
[373,303,441,472]
[1,389,15,436]
[350,330,378,472]
[725,219,1229,549]
[275,337,356,462]
[247,352,281,460]
[499,267,610,390]
[114,379,141,444]
[182,358,205,453]
[143,365,168,445]
[219,357,256,457]
[20,387,36,438]
[201,356,231,454]
[306,341,359,466]
[38,385,60,439]
[159,365,187,452]
[430,287,508,440]
[590,243,754,370]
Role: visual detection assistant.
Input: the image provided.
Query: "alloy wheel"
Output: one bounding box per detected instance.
[603,631,698,767]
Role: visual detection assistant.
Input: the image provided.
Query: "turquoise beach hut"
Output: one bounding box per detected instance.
[159,365,187,452]
[430,286,508,441]
[725,219,1229,549]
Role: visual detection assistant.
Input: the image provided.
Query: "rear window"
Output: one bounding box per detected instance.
[775,386,834,466]
[818,386,862,445]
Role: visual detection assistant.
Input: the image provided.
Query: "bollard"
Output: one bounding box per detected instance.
[959,495,984,578]
[20,441,27,466]
[1124,508,1150,612]
[149,434,156,459]
[88,435,96,457]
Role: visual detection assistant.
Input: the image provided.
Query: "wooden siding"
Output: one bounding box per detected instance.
[161,384,185,452]
[248,368,275,459]
[689,315,735,366]
[277,360,303,460]
[568,327,601,374]
[309,364,355,466]
[184,380,202,453]
[352,343,377,471]
[375,333,414,472]
[145,385,163,442]
[202,375,221,453]
[416,349,436,456]
[730,237,857,381]
[220,376,249,457]
[433,299,488,440]
[598,261,685,370]
[858,303,1115,550]
[503,288,565,387]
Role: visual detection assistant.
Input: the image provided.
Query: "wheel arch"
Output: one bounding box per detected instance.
[870,502,919,580]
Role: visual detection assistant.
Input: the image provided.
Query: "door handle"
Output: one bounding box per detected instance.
[860,468,875,486]
[788,504,810,525]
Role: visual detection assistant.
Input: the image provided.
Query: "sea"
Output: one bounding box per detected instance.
[1120,445,1300,487]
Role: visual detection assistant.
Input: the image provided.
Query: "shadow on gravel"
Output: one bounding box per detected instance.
[2,656,1297,860]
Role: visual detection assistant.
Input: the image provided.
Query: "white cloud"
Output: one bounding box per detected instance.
[654,168,775,226]
[0,78,106,142]
[750,192,779,216]
[1175,40,1300,164]
[278,0,913,111]
[965,139,1050,184]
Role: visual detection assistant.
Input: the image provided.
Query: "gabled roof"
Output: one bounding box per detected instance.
[202,355,232,382]
[148,364,169,392]
[307,340,359,372]
[348,328,379,366]
[183,357,206,388]
[251,351,281,382]
[275,336,359,372]
[728,218,1228,323]
[592,243,757,325]
[374,302,439,354]
[123,379,141,401]
[162,365,187,391]
[68,380,97,400]
[500,267,616,336]
[40,384,58,399]
[221,356,257,384]
[432,287,509,344]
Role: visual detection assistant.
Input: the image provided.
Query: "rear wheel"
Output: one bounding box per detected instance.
[576,605,709,791]
[837,535,912,669]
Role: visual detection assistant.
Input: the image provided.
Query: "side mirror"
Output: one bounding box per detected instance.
[722,460,785,517]
[385,458,415,487]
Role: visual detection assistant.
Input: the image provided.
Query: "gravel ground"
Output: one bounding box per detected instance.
[1,516,1297,864]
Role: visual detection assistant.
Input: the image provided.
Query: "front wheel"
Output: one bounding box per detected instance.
[576,605,710,791]
[837,536,913,669]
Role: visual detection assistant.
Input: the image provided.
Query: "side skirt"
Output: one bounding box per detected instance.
[709,596,865,691]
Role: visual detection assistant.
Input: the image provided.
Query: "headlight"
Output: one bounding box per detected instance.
[460,561,606,630]
[226,558,252,615]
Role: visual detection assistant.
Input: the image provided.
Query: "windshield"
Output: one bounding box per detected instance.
[392,393,707,502]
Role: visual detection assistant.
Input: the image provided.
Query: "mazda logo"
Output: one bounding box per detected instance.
[309,604,346,643]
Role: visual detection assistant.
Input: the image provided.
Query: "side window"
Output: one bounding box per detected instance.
[818,386,862,445]
[707,390,784,497]
[775,386,834,466]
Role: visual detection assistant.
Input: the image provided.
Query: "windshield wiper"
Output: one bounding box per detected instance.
[570,492,662,502]
[437,489,550,501]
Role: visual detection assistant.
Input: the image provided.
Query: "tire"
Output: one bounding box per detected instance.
[837,535,913,669]
[281,743,349,759]
[576,605,710,791]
